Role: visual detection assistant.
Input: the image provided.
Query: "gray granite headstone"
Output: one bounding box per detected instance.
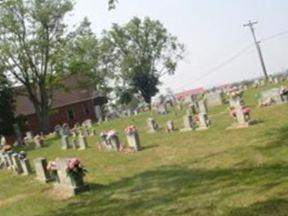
[107,135,120,151]
[78,134,88,150]
[20,158,32,175]
[147,118,158,133]
[54,158,89,196]
[181,115,194,132]
[11,153,23,174]
[260,88,283,104]
[34,158,52,182]
[197,99,208,114]
[166,120,175,132]
[61,135,70,150]
[198,113,210,130]
[126,132,141,152]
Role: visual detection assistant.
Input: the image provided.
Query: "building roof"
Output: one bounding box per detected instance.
[175,87,205,100]
[15,75,100,116]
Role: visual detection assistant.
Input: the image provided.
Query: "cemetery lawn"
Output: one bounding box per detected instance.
[2,83,288,216]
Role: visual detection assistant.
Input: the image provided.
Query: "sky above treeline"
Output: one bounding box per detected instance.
[68,0,288,93]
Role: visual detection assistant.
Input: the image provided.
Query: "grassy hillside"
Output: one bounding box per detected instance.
[1,83,288,216]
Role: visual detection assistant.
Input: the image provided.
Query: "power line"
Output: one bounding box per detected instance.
[169,28,288,93]
[262,30,288,42]
[173,44,254,91]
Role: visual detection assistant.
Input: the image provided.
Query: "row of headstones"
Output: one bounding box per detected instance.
[0,151,32,175]
[147,112,211,133]
[0,151,88,196]
[58,122,96,150]
[34,157,89,196]
[100,130,141,152]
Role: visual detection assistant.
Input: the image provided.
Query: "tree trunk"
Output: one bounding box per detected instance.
[35,107,50,134]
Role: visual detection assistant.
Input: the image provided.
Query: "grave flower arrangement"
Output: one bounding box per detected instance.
[106,130,118,140]
[66,158,87,186]
[124,125,138,135]
[227,87,243,98]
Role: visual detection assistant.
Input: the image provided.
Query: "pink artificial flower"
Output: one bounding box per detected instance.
[67,158,81,170]
[47,161,58,171]
[125,125,137,135]
[242,107,251,114]
[106,130,117,139]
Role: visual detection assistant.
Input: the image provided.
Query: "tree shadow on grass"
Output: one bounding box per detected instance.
[39,163,288,216]
[256,124,288,151]
[229,198,288,216]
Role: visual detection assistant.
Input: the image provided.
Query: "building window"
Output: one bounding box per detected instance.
[67,109,74,120]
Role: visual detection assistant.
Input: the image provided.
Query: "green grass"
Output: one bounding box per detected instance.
[1,82,288,216]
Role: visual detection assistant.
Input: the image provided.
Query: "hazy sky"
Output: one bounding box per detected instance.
[68,0,288,93]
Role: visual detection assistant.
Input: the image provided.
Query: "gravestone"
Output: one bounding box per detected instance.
[20,158,32,175]
[197,99,208,114]
[34,158,53,182]
[62,123,70,136]
[54,125,62,137]
[53,158,89,196]
[5,152,14,170]
[11,153,23,174]
[61,135,70,150]
[34,135,43,148]
[126,132,141,152]
[0,152,5,168]
[229,95,243,108]
[187,104,197,115]
[82,119,92,128]
[100,133,109,150]
[206,91,223,107]
[147,118,158,133]
[235,107,247,125]
[26,131,33,141]
[78,133,88,150]
[166,120,175,132]
[0,136,6,147]
[273,77,279,84]
[107,134,120,151]
[197,113,210,130]
[89,129,96,136]
[180,115,194,132]
[71,132,78,149]
[260,88,283,105]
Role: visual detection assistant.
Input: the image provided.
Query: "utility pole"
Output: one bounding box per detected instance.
[244,20,269,80]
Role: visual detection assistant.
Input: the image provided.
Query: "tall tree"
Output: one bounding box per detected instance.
[0,73,15,136]
[103,17,184,107]
[67,17,113,95]
[0,0,73,133]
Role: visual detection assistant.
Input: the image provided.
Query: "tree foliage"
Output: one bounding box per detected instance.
[103,17,184,106]
[0,0,73,133]
[67,17,113,94]
[0,73,15,136]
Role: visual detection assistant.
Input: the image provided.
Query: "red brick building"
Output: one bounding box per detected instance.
[15,76,107,134]
[175,87,205,101]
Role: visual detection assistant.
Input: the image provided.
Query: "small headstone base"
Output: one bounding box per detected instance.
[226,121,252,130]
[180,128,193,132]
[53,183,89,196]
